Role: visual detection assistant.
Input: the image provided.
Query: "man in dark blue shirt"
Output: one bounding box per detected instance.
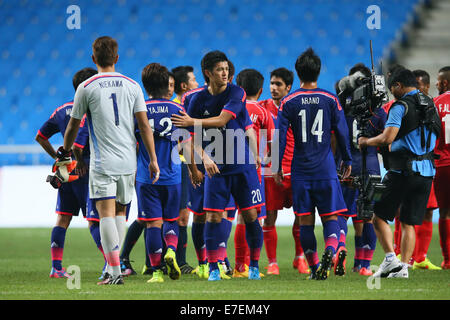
[276,48,352,280]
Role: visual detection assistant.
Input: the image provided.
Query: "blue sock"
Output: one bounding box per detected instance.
[144,228,151,268]
[89,223,102,248]
[205,221,222,271]
[51,226,66,270]
[120,219,144,259]
[300,225,319,272]
[354,234,363,269]
[192,222,206,264]
[337,215,348,251]
[322,219,340,255]
[361,222,377,268]
[163,221,179,252]
[244,219,263,268]
[218,218,232,263]
[146,227,163,270]
[176,225,187,265]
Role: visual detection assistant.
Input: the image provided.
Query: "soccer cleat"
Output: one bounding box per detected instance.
[441,261,450,270]
[164,248,181,280]
[121,258,137,276]
[293,257,299,269]
[98,274,124,285]
[297,256,310,274]
[373,255,403,278]
[141,265,153,275]
[208,268,221,281]
[147,269,164,283]
[232,265,248,278]
[49,267,72,279]
[179,263,195,275]
[97,272,111,285]
[316,249,333,280]
[248,266,261,280]
[359,267,373,276]
[334,247,347,276]
[307,269,318,280]
[413,258,442,270]
[387,264,409,279]
[266,263,280,275]
[218,262,231,279]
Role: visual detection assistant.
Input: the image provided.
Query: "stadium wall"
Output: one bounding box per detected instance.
[0,166,301,228]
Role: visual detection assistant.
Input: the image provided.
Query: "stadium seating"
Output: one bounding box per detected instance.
[0,0,421,165]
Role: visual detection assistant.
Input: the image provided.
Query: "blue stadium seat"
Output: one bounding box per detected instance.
[0,0,420,164]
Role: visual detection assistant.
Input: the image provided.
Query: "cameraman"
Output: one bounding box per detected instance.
[358,68,440,279]
[335,63,387,276]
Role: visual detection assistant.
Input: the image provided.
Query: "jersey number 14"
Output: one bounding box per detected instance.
[298,109,324,142]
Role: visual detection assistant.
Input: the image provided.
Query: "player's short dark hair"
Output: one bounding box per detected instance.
[141,63,169,98]
[92,36,118,68]
[349,63,371,77]
[412,69,430,85]
[236,69,264,97]
[270,67,294,87]
[228,60,235,81]
[72,67,97,90]
[172,66,194,94]
[387,68,418,88]
[295,47,321,83]
[388,64,405,76]
[438,66,450,81]
[201,50,228,83]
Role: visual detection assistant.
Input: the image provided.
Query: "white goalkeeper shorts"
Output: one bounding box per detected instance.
[89,170,135,205]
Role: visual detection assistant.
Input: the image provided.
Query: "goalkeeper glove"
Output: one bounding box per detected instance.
[47,160,79,189]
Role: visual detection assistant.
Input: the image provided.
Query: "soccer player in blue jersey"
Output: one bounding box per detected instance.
[275,48,352,280]
[334,63,386,276]
[172,50,264,281]
[137,63,184,283]
[35,67,103,278]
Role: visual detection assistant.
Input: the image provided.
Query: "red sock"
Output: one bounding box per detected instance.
[394,217,402,256]
[263,225,277,264]
[439,218,450,264]
[234,224,248,271]
[413,221,433,263]
[292,224,304,257]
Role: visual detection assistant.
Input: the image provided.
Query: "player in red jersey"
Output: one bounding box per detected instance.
[259,68,309,274]
[408,69,441,270]
[233,68,275,277]
[433,66,450,269]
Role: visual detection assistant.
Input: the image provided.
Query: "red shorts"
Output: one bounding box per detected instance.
[264,175,293,211]
[427,181,438,210]
[435,165,450,208]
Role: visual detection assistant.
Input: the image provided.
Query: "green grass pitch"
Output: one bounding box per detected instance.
[0,225,449,300]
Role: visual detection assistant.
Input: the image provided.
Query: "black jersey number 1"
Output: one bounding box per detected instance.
[109,93,120,126]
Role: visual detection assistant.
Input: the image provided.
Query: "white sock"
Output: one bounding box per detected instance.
[115,215,127,253]
[385,252,396,262]
[100,217,121,277]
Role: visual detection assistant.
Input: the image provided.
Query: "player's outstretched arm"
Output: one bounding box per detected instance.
[171,110,234,129]
[135,111,160,184]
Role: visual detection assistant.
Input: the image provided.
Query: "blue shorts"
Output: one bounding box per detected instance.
[179,162,190,210]
[86,198,131,222]
[341,184,358,218]
[188,180,236,216]
[56,174,89,217]
[292,178,348,217]
[204,168,264,212]
[136,181,181,222]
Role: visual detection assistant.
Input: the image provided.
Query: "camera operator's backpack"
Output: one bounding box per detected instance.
[384,91,441,171]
